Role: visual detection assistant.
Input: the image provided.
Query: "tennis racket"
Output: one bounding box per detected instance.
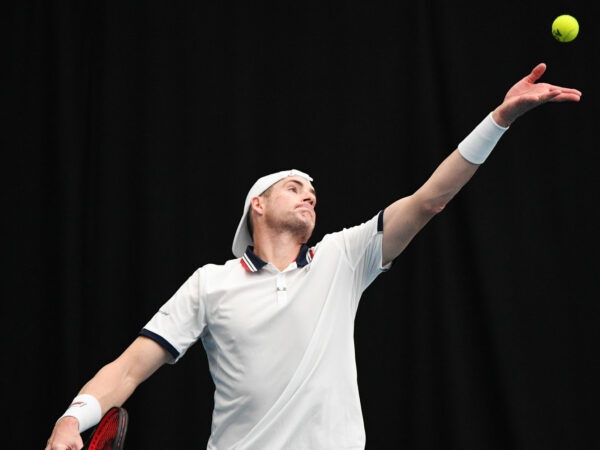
[82,406,128,450]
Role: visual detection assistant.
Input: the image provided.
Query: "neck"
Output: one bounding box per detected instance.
[253,232,304,271]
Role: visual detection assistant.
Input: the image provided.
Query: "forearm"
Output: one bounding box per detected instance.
[54,360,139,437]
[382,113,505,264]
[47,361,146,450]
[77,359,140,413]
[416,148,480,210]
[58,337,169,431]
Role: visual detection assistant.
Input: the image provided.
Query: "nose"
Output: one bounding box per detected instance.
[303,191,316,206]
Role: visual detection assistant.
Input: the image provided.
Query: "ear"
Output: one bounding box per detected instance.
[250,196,265,216]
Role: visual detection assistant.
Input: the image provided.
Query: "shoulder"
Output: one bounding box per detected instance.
[318,212,382,243]
[196,258,241,276]
[311,212,383,256]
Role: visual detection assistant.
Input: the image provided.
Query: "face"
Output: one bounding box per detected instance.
[258,176,317,240]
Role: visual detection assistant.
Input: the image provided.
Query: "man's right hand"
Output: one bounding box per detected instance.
[45,416,83,450]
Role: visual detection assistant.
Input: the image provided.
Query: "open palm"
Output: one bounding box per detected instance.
[500,63,582,124]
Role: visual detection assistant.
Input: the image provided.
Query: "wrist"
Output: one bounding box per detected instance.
[491,108,512,128]
[58,394,102,433]
[458,112,509,164]
[56,415,79,426]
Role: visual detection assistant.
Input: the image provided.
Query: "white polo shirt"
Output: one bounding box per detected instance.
[141,211,390,449]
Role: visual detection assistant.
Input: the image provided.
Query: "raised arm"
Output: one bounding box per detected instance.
[45,336,171,450]
[381,63,581,266]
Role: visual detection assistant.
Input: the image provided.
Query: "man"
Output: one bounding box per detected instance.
[45,63,581,449]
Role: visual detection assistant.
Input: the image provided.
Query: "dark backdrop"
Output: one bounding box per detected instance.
[5,1,599,449]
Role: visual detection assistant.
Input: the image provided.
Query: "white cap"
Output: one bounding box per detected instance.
[232,169,313,258]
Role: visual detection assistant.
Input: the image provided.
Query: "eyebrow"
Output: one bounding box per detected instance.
[287,179,316,196]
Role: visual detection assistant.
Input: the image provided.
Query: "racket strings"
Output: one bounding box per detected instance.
[87,408,127,450]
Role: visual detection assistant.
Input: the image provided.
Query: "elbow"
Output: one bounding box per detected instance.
[411,190,452,220]
[432,202,447,215]
[423,200,447,217]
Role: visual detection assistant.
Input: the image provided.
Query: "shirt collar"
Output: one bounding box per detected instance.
[240,244,314,272]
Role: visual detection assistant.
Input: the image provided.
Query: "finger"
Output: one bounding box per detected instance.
[551,92,582,102]
[555,87,582,96]
[542,89,562,99]
[526,62,547,83]
[545,87,582,102]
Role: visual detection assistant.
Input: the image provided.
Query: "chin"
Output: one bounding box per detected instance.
[303,223,316,241]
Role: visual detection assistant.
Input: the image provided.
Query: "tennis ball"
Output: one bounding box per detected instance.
[552,14,579,42]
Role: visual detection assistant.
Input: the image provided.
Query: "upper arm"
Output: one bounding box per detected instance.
[381,194,434,266]
[113,336,172,385]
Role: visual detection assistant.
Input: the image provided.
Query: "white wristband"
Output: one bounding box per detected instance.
[58,394,102,433]
[458,112,509,164]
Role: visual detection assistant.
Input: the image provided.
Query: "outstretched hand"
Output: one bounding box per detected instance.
[493,63,582,127]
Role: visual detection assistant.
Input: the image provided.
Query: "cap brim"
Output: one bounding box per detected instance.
[232,208,252,258]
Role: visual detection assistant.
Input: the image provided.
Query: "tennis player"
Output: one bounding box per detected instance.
[45,63,581,450]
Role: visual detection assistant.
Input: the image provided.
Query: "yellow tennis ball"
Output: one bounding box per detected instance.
[552,14,579,42]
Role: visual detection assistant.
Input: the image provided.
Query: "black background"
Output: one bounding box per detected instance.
[5,1,599,449]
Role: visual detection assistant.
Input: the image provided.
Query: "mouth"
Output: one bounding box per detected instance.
[296,205,314,213]
[296,205,315,219]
